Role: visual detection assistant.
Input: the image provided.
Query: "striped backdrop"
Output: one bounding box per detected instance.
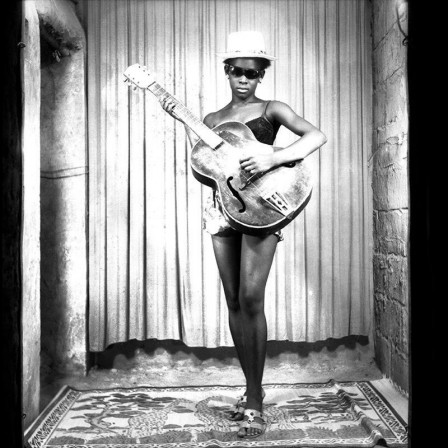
[80,0,373,350]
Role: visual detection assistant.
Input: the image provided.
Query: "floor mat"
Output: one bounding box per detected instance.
[25,380,407,447]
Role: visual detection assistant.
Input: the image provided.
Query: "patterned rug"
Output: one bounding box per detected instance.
[25,380,407,448]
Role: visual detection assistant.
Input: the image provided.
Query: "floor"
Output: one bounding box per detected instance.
[37,338,408,447]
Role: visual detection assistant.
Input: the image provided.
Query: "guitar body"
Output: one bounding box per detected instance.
[190,121,313,236]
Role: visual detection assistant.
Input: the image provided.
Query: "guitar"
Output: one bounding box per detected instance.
[123,63,312,236]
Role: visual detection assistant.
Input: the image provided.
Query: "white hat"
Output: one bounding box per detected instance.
[217,31,277,61]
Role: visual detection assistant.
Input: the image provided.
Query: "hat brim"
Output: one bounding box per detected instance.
[216,51,277,61]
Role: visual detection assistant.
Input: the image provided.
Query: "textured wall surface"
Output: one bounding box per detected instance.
[38,0,88,378]
[371,0,409,392]
[22,0,42,428]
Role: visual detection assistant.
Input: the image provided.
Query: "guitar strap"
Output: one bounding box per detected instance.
[262,101,272,124]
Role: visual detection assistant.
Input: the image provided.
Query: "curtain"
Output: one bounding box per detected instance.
[82,0,373,351]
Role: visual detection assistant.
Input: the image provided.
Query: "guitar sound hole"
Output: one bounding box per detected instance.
[227,177,246,213]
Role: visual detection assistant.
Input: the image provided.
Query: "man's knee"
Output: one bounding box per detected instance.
[239,289,264,316]
[225,290,240,312]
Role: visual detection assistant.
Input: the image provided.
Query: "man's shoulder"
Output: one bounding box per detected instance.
[203,108,227,128]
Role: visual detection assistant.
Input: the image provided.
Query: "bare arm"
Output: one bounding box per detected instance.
[184,126,200,147]
[177,112,215,147]
[270,101,327,164]
[161,97,200,146]
[159,96,216,148]
[183,112,218,147]
[240,101,327,174]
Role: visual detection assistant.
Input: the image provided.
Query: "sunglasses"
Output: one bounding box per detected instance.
[225,64,264,80]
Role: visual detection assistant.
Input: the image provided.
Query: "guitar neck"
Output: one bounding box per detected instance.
[147,82,223,149]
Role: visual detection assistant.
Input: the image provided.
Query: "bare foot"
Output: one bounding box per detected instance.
[237,389,265,438]
[237,408,266,438]
[229,387,265,421]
